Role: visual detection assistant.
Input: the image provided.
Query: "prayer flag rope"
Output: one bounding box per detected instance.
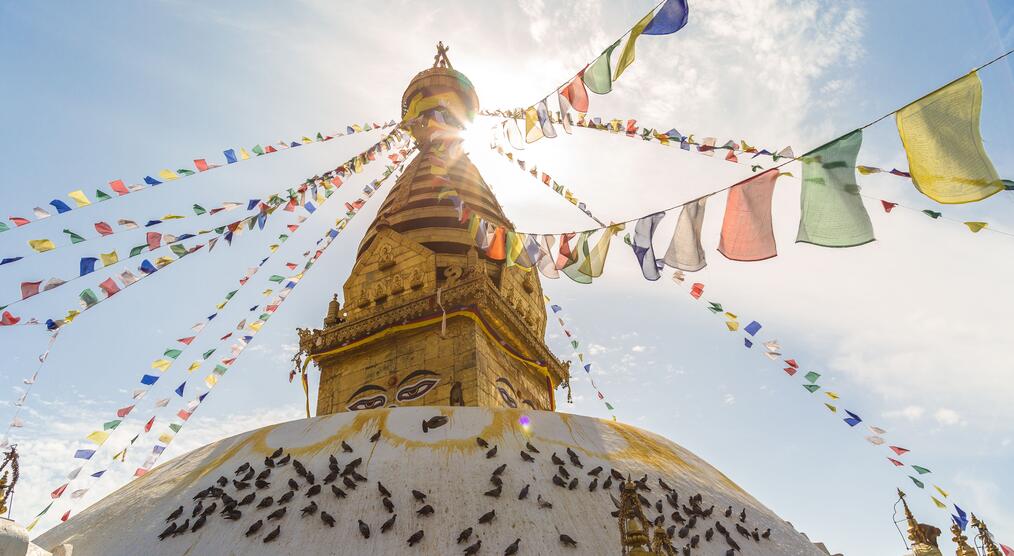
[2,121,395,235]
[0,331,60,447]
[543,295,617,419]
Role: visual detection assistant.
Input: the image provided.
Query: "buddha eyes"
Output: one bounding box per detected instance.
[347,394,388,411]
[497,387,518,409]
[396,378,439,402]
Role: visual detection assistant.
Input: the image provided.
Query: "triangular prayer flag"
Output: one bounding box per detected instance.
[175,382,185,396]
[912,465,931,475]
[804,371,820,383]
[888,457,904,466]
[116,405,135,418]
[843,410,862,427]
[68,190,91,207]
[963,221,988,233]
[86,431,111,445]
[890,446,910,456]
[51,483,68,498]
[880,200,898,213]
[909,476,925,489]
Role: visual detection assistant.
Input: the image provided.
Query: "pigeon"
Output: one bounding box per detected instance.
[724,506,732,518]
[411,489,427,502]
[463,540,482,555]
[216,476,228,487]
[306,484,321,497]
[263,525,280,543]
[278,491,295,504]
[656,500,664,514]
[475,437,489,449]
[560,534,578,547]
[319,512,336,528]
[557,466,570,480]
[492,463,507,476]
[239,493,256,506]
[341,441,353,453]
[267,507,286,521]
[610,469,624,481]
[568,478,578,490]
[735,523,750,537]
[245,519,263,537]
[422,415,448,433]
[191,515,207,533]
[350,470,368,483]
[381,514,396,533]
[257,497,274,509]
[174,519,190,535]
[752,528,760,542]
[715,522,728,536]
[457,527,473,543]
[762,528,771,539]
[255,479,270,490]
[407,530,424,546]
[603,476,613,490]
[505,538,520,555]
[328,454,338,466]
[167,505,183,522]
[288,478,300,491]
[223,510,242,521]
[323,470,339,484]
[271,447,284,459]
[233,480,250,490]
[484,485,502,498]
[158,522,177,540]
[520,451,535,462]
[264,457,275,468]
[588,478,598,492]
[490,476,503,488]
[305,471,316,485]
[678,526,689,539]
[552,475,566,488]
[378,482,392,498]
[523,441,540,453]
[691,534,700,548]
[705,528,714,542]
[241,468,255,481]
[478,509,496,524]
[537,495,553,509]
[588,466,603,477]
[276,454,290,466]
[551,453,565,466]
[293,460,306,476]
[202,503,217,517]
[518,484,530,500]
[301,501,318,517]
[343,476,358,490]
[659,478,673,492]
[417,504,434,517]
[331,485,347,499]
[485,446,498,458]
[358,519,371,538]
[739,509,746,523]
[370,430,382,442]
[566,448,583,468]
[236,462,251,474]
[383,497,394,513]
[727,537,741,551]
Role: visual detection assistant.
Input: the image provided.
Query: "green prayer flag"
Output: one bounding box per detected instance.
[214,226,225,234]
[80,288,99,307]
[583,40,620,94]
[202,349,215,360]
[922,210,942,219]
[912,465,931,475]
[170,244,187,257]
[95,190,112,201]
[130,245,145,257]
[570,340,579,349]
[316,132,324,141]
[803,384,821,393]
[278,234,289,242]
[103,419,121,430]
[169,423,182,433]
[164,349,182,359]
[0,222,9,232]
[605,402,614,410]
[63,229,86,244]
[707,302,723,314]
[252,145,265,156]
[804,371,820,383]
[193,204,206,215]
[177,169,195,176]
[268,275,285,283]
[258,313,270,321]
[225,290,237,300]
[796,130,875,247]
[909,476,925,489]
[613,9,655,80]
[213,364,228,375]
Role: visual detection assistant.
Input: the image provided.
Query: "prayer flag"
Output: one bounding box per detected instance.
[68,190,91,207]
[51,484,68,498]
[631,212,666,280]
[803,384,820,393]
[664,198,707,271]
[912,465,931,475]
[224,149,238,164]
[614,9,656,80]
[80,288,99,307]
[909,476,925,489]
[718,170,778,261]
[963,221,988,233]
[140,374,159,385]
[843,410,862,427]
[175,382,185,397]
[116,405,135,418]
[896,72,1002,203]
[642,0,689,35]
[144,416,155,432]
[690,282,704,299]
[583,40,619,94]
[103,419,121,430]
[100,250,118,266]
[50,200,72,213]
[796,130,875,247]
[109,180,129,195]
[560,74,589,113]
[524,107,544,143]
[890,446,910,456]
[744,321,762,336]
[29,239,56,253]
[74,449,95,460]
[21,281,42,300]
[86,431,110,445]
[158,169,179,181]
[536,99,557,139]
[804,371,820,383]
[98,278,120,297]
[146,232,161,250]
[880,200,898,213]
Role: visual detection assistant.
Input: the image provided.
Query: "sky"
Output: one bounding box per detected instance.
[1,0,1012,553]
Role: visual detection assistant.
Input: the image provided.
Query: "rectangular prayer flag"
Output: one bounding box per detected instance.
[796,130,875,247]
[100,250,118,266]
[224,149,238,164]
[86,431,110,445]
[664,198,707,271]
[896,72,1002,203]
[29,239,56,253]
[68,190,91,207]
[98,278,120,297]
[109,180,129,195]
[718,169,779,261]
[583,40,619,94]
[50,199,72,213]
[613,8,655,80]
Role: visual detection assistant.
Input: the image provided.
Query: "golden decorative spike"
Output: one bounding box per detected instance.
[618,479,653,555]
[0,471,8,515]
[951,522,977,556]
[897,489,943,555]
[433,41,453,69]
[971,514,1002,556]
[650,523,675,555]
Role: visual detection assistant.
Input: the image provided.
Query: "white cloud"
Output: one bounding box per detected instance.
[883,405,925,421]
[631,345,646,353]
[723,393,736,405]
[933,408,962,427]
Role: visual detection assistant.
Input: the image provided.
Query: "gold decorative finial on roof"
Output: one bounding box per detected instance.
[970,514,1002,556]
[897,489,943,555]
[433,41,453,69]
[618,478,653,555]
[950,522,977,556]
[0,446,19,516]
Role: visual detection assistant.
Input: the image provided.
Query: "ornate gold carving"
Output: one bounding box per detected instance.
[951,523,977,556]
[618,478,653,555]
[971,514,1003,556]
[433,41,453,69]
[443,266,463,288]
[898,489,943,556]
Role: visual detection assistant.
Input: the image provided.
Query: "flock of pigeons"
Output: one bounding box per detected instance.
[156,415,775,554]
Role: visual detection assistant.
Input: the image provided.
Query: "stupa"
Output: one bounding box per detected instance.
[25,46,836,555]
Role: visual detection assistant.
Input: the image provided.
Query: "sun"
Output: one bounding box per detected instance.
[459,119,496,155]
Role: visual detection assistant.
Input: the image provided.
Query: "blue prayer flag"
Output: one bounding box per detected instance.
[145,220,161,227]
[224,149,238,164]
[744,321,762,336]
[143,176,162,186]
[953,506,968,530]
[744,338,753,348]
[551,305,562,313]
[247,199,260,210]
[140,374,159,385]
[139,259,157,274]
[631,212,666,281]
[153,445,166,455]
[74,449,96,460]
[257,213,267,230]
[290,141,300,147]
[79,257,98,276]
[198,392,208,402]
[91,470,105,478]
[1,257,23,265]
[304,202,316,213]
[843,410,862,427]
[347,126,355,134]
[584,364,591,373]
[328,228,338,239]
[50,199,72,213]
[642,0,689,35]
[175,382,185,397]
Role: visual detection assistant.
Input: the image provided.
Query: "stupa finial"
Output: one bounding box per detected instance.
[433,41,453,69]
[897,489,943,555]
[970,514,1003,556]
[950,521,977,556]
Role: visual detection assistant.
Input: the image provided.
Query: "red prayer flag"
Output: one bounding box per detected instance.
[10,216,29,227]
[999,544,1012,556]
[785,359,798,368]
[51,483,68,498]
[146,232,161,251]
[94,221,113,236]
[265,145,276,153]
[0,311,20,326]
[98,278,120,297]
[287,224,299,232]
[597,391,604,400]
[486,227,506,260]
[888,457,904,467]
[108,179,129,195]
[20,281,42,300]
[134,468,148,477]
[783,367,797,376]
[116,405,135,418]
[221,357,236,366]
[560,73,590,113]
[725,149,738,163]
[718,169,779,262]
[285,263,297,270]
[881,200,898,213]
[194,159,210,172]
[330,176,343,188]
[144,416,155,432]
[690,283,704,299]
[177,410,192,421]
[220,332,232,340]
[266,304,279,312]
[889,446,909,456]
[60,510,71,522]
[177,336,195,345]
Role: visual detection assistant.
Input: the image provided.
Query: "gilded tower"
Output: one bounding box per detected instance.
[300,46,568,415]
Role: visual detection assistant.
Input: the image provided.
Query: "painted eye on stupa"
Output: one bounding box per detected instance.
[346,385,388,412]
[396,370,440,402]
[521,400,536,409]
[495,378,518,409]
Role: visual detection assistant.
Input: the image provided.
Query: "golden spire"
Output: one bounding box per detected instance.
[0,471,8,515]
[950,522,977,556]
[618,479,653,555]
[433,41,452,69]
[898,489,943,556]
[650,523,675,555]
[971,514,1002,556]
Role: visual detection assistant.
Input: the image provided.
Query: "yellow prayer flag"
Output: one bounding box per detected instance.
[86,431,111,445]
[614,9,655,80]
[188,361,201,372]
[896,72,1002,204]
[248,320,264,331]
[154,256,173,267]
[524,107,543,143]
[158,433,174,444]
[204,374,218,388]
[158,169,179,181]
[100,251,118,266]
[931,496,946,509]
[239,148,251,160]
[352,124,364,132]
[825,391,840,400]
[934,485,949,498]
[162,214,184,220]
[28,239,56,253]
[262,289,273,296]
[726,321,739,332]
[113,448,127,462]
[825,403,837,413]
[216,301,227,309]
[68,190,91,207]
[963,221,988,233]
[354,156,363,173]
[856,165,882,175]
[151,359,171,372]
[301,137,312,144]
[724,312,737,319]
[26,517,41,531]
[269,244,279,253]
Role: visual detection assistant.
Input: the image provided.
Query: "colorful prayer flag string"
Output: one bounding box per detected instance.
[543,295,617,419]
